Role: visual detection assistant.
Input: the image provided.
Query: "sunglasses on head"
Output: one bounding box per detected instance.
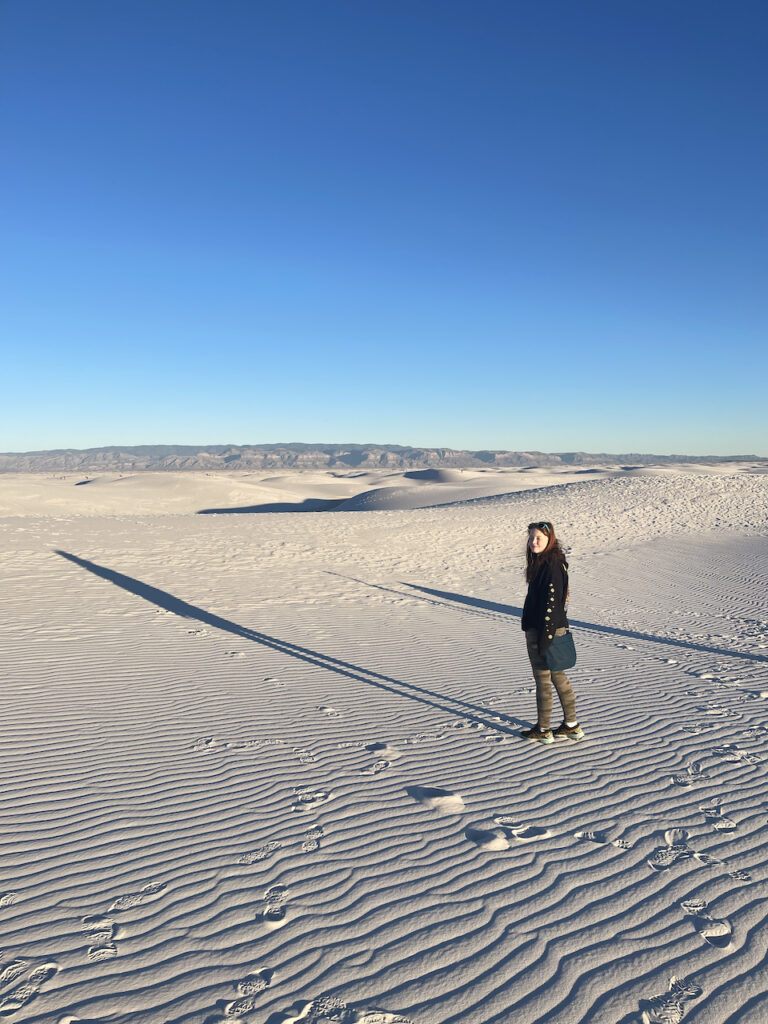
[528,522,550,533]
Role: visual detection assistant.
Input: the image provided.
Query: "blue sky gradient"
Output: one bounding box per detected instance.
[2,1,766,454]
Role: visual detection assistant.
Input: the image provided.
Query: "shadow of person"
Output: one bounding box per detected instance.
[54,551,522,733]
[324,571,523,620]
[401,583,768,663]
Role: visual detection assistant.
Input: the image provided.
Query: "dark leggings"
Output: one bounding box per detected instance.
[525,628,577,730]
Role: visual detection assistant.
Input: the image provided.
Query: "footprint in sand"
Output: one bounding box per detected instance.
[699,800,737,834]
[712,745,762,765]
[671,762,709,788]
[262,885,290,929]
[316,705,342,718]
[680,721,719,735]
[743,725,768,739]
[226,651,246,659]
[403,729,447,745]
[648,830,746,877]
[465,816,551,850]
[264,676,284,686]
[0,893,18,908]
[0,961,59,1017]
[291,788,332,813]
[192,736,225,753]
[0,960,29,986]
[494,815,551,842]
[81,914,119,961]
[108,881,167,913]
[355,1012,414,1023]
[405,785,465,815]
[574,829,633,849]
[301,825,324,853]
[480,695,507,706]
[222,967,275,1017]
[680,899,733,948]
[238,841,282,865]
[679,897,708,915]
[264,995,413,1023]
[639,975,702,1024]
[728,869,752,881]
[450,720,490,735]
[647,829,694,872]
[691,851,725,868]
[734,691,764,704]
[237,967,274,995]
[360,740,402,771]
[366,741,402,761]
[697,704,740,719]
[465,826,512,851]
[294,748,316,764]
[187,629,209,637]
[226,738,264,751]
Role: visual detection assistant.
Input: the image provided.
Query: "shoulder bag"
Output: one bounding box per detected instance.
[545,630,577,672]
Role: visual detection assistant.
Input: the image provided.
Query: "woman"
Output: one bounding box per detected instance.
[520,521,584,743]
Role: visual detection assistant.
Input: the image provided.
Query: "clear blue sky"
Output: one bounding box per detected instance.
[2,0,766,455]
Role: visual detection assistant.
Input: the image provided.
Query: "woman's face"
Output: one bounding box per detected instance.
[528,528,549,554]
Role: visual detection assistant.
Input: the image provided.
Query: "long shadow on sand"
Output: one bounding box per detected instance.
[54,551,522,732]
[326,573,768,664]
[402,583,768,664]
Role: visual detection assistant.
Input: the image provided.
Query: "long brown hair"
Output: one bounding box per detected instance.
[525,520,568,583]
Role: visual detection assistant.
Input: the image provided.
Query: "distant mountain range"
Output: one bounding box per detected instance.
[0,444,762,472]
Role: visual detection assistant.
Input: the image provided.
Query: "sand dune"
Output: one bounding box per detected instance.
[0,461,763,517]
[0,468,766,1022]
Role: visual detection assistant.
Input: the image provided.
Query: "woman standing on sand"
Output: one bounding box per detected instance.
[520,521,584,743]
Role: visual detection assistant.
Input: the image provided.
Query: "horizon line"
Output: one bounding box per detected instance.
[1,442,764,460]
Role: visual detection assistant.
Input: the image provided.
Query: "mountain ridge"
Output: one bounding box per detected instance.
[0,444,762,473]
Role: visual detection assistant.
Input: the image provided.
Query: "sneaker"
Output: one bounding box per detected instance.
[554,721,585,741]
[520,725,554,744]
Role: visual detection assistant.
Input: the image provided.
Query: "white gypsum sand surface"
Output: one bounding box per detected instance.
[4,462,759,518]
[0,469,767,1024]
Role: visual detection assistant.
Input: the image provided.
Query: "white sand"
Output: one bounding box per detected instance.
[1,467,767,1023]
[6,463,757,517]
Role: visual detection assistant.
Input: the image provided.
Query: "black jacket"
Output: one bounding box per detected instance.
[521,558,569,654]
